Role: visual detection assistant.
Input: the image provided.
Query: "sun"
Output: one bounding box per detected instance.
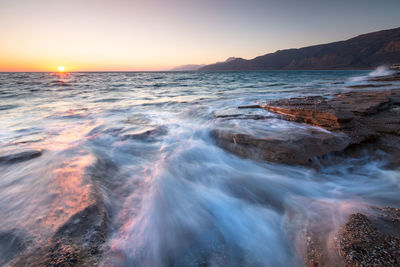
[57,66,65,72]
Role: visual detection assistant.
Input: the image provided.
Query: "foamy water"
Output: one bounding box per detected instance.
[0,70,399,266]
[348,65,395,82]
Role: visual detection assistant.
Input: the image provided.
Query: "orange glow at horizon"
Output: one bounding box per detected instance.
[2,0,398,72]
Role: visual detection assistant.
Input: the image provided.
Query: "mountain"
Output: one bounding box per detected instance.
[170,58,242,71]
[224,57,241,62]
[170,64,206,71]
[200,27,400,71]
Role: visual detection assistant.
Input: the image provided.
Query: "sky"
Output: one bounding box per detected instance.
[0,0,399,71]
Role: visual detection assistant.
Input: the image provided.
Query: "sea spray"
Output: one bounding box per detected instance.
[349,65,395,82]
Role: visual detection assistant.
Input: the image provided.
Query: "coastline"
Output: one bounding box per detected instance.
[212,71,400,266]
[1,70,399,266]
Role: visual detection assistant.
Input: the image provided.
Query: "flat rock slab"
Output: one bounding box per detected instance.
[263,90,400,126]
[330,91,397,115]
[212,116,350,165]
[213,88,400,165]
[0,150,42,165]
[263,90,400,138]
[262,96,354,130]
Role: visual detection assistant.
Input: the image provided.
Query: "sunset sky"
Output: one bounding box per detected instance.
[1,0,399,72]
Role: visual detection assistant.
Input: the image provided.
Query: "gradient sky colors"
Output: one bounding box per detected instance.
[1,0,400,71]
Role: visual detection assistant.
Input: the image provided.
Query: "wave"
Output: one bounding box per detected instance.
[368,65,394,77]
[349,65,394,82]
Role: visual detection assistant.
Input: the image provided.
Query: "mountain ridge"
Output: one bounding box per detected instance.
[200,27,400,71]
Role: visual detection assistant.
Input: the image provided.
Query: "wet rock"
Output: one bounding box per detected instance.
[11,202,109,267]
[299,206,400,267]
[214,108,246,118]
[359,109,400,136]
[263,90,399,126]
[212,128,350,165]
[347,83,392,89]
[370,72,400,82]
[214,107,274,120]
[336,207,400,266]
[213,88,400,165]
[121,125,168,142]
[299,227,343,267]
[329,90,398,116]
[263,90,400,138]
[262,96,355,130]
[0,150,42,165]
[238,104,262,109]
[332,134,400,169]
[286,200,347,267]
[10,156,112,267]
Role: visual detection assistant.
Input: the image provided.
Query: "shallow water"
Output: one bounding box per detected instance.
[0,70,399,266]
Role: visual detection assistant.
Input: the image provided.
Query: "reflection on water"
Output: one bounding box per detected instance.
[0,71,399,265]
[0,151,95,244]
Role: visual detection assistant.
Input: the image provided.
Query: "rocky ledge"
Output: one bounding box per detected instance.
[9,199,109,267]
[213,83,400,166]
[301,206,400,267]
[8,158,114,267]
[337,207,400,266]
[212,73,400,266]
[370,72,400,82]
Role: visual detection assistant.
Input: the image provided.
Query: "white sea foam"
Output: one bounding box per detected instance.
[1,71,399,266]
[368,65,394,77]
[349,65,394,82]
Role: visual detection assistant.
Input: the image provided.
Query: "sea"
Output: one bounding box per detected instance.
[0,69,399,266]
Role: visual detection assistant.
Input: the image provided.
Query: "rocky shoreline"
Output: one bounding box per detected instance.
[212,72,400,266]
[213,73,400,167]
[4,159,113,267]
[3,72,400,266]
[297,206,400,267]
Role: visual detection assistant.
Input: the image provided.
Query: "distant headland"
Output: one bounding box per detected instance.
[196,27,400,71]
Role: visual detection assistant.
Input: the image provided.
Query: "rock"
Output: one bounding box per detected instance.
[262,90,399,160]
[11,202,109,267]
[238,104,262,109]
[299,206,400,267]
[262,96,355,130]
[212,88,400,165]
[121,125,168,142]
[339,134,400,168]
[370,72,400,82]
[329,91,396,116]
[298,227,342,267]
[214,108,246,118]
[0,150,42,165]
[212,127,350,165]
[263,90,399,126]
[336,207,400,266]
[214,106,276,121]
[347,83,392,89]
[10,157,112,266]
